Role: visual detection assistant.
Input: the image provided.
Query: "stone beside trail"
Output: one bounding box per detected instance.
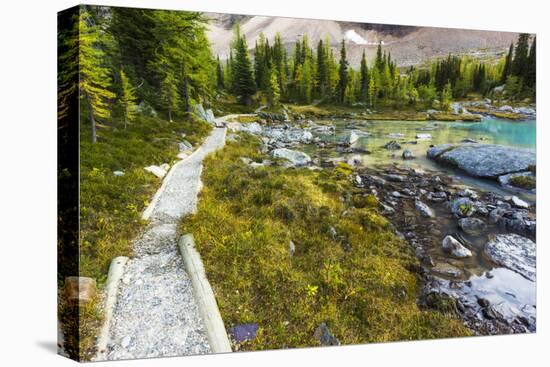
[427,143,535,179]
[103,127,227,360]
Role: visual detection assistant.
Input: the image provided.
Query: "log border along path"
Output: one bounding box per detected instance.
[95,121,229,361]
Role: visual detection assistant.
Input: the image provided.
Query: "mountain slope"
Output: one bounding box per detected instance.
[206,13,519,67]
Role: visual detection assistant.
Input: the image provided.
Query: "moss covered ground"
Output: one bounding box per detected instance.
[180,133,470,351]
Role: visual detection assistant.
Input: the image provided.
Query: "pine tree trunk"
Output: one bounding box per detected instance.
[85,93,97,143]
[183,75,190,112]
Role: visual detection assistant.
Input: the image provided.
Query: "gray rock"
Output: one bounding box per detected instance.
[416,133,432,140]
[402,149,415,160]
[388,132,405,138]
[289,241,296,256]
[179,140,193,152]
[427,144,535,178]
[432,263,463,278]
[458,217,487,235]
[113,170,125,177]
[385,174,405,182]
[511,196,529,209]
[450,197,475,217]
[442,235,472,258]
[313,323,340,346]
[384,140,401,150]
[427,191,448,202]
[484,234,536,281]
[144,165,167,179]
[498,171,535,192]
[271,148,312,167]
[415,199,435,218]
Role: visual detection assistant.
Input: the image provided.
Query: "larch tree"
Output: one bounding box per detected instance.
[160,72,179,121]
[119,68,138,128]
[78,11,116,143]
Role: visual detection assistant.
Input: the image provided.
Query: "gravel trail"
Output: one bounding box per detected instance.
[103,127,227,360]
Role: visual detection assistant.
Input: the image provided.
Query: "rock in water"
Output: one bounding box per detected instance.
[402,149,415,160]
[458,217,487,235]
[384,140,401,150]
[271,148,312,167]
[344,131,359,146]
[416,133,432,140]
[427,144,535,178]
[450,197,475,217]
[415,199,435,218]
[484,234,536,281]
[442,235,472,258]
[511,196,530,209]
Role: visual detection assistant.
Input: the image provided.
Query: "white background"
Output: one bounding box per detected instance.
[0,0,547,365]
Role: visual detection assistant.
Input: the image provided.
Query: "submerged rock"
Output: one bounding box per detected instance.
[402,149,415,160]
[458,217,487,235]
[432,263,463,278]
[483,234,536,281]
[416,133,432,140]
[427,143,535,178]
[384,140,401,150]
[498,171,536,192]
[442,235,472,258]
[271,148,312,167]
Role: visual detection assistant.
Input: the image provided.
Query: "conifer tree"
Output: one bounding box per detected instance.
[160,72,178,121]
[526,37,536,88]
[501,43,514,84]
[232,28,256,105]
[360,50,369,103]
[316,39,329,99]
[267,69,280,107]
[119,68,137,128]
[76,11,116,143]
[216,56,225,91]
[512,33,530,79]
[337,40,349,104]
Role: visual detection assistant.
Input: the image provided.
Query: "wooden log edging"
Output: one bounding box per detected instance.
[178,234,232,354]
[94,256,129,361]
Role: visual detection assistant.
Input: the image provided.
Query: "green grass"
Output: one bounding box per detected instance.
[179,133,470,351]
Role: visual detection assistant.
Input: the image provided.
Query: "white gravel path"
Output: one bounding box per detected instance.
[103,127,227,361]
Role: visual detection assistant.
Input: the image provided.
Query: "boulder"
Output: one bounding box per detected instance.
[458,217,486,235]
[442,235,472,258]
[271,148,312,167]
[484,234,536,281]
[415,199,435,218]
[427,144,536,178]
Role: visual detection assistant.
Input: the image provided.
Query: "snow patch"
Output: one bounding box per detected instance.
[344,30,369,45]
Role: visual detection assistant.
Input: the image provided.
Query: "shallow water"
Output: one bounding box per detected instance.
[307,117,536,199]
